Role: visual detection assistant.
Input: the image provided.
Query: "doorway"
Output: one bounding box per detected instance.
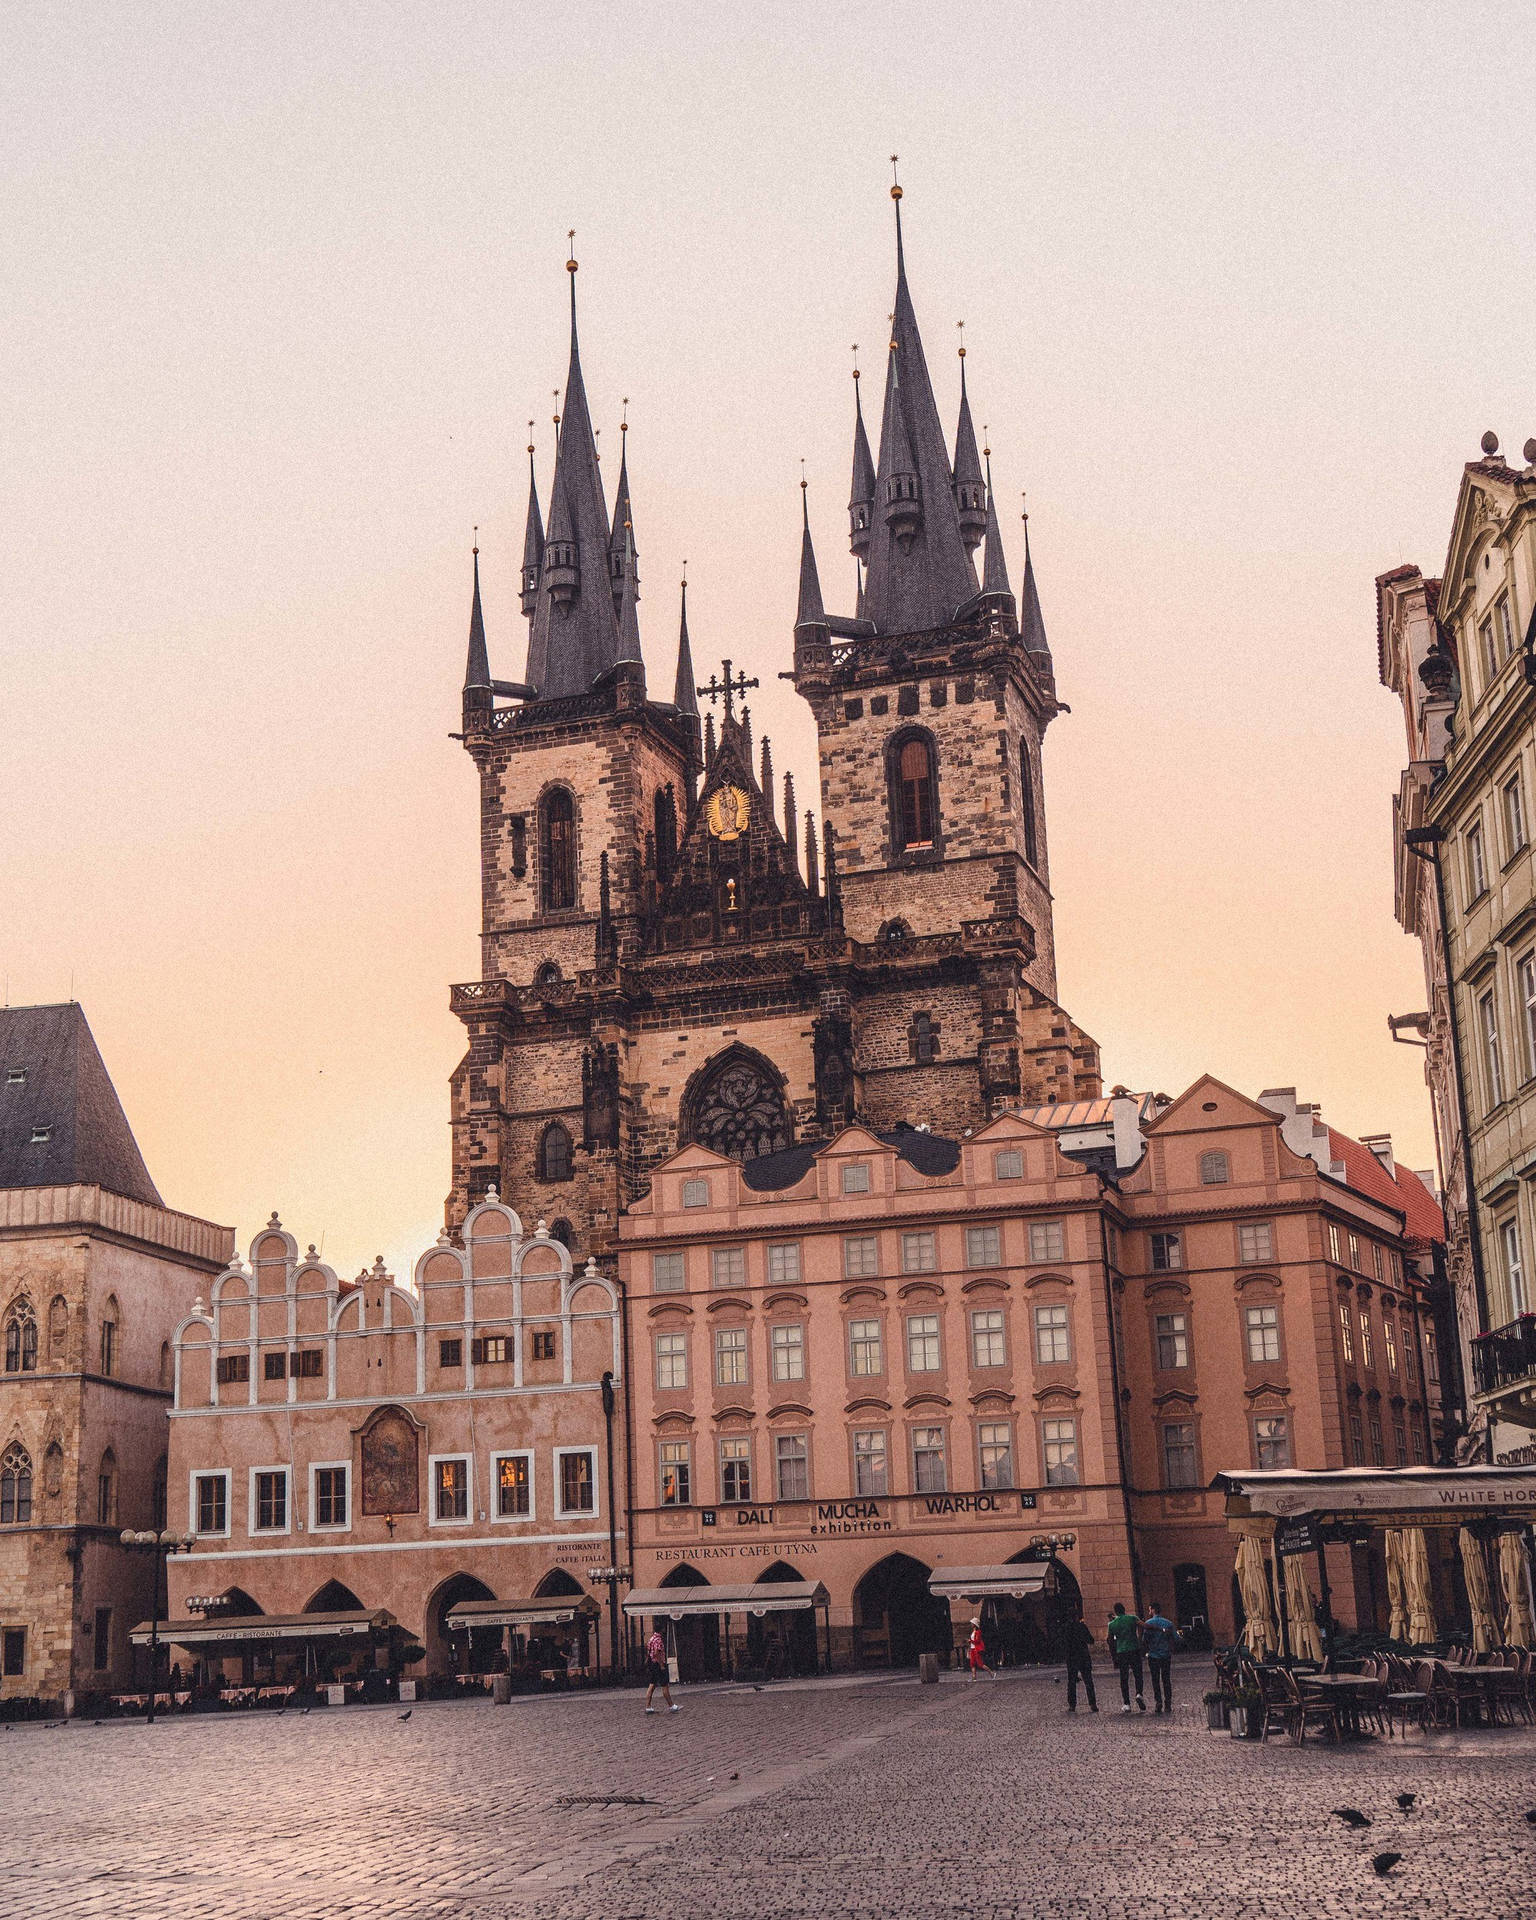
[852,1553,950,1667]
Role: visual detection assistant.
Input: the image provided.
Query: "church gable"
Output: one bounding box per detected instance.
[1146,1074,1278,1137]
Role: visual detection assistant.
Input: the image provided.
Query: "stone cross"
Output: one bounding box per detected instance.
[696,658,759,721]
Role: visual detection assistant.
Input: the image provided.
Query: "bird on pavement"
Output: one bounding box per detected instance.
[1332,1809,1371,1829]
[398,1709,412,1721]
[1372,1853,1403,1877]
[729,1771,739,1781]
[1526,1809,1536,1826]
[1396,1793,1417,1812]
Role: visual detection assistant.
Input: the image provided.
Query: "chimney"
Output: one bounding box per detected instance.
[1360,1133,1395,1179]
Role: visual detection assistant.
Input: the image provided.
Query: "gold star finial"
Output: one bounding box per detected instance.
[890,153,902,201]
[566,228,577,273]
[957,319,966,359]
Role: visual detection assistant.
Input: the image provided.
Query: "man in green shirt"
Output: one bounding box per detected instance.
[1106,1603,1145,1713]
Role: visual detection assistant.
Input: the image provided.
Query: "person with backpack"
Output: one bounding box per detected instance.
[1064,1610,1098,1713]
[1106,1602,1145,1713]
[1142,1602,1178,1714]
[643,1627,680,1713]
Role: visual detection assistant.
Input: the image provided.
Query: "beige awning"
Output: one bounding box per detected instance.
[623,1581,828,1618]
[1213,1465,1536,1517]
[928,1565,1048,1601]
[130,1608,396,1648]
[445,1596,601,1630]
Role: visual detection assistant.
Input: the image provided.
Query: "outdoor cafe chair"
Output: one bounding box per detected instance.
[1417,1659,1474,1729]
[1486,1651,1530,1726]
[1382,1659,1431,1737]
[1281,1666,1340,1745]
[1256,1665,1293,1743]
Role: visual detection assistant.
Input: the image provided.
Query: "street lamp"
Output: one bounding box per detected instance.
[120,1528,195,1724]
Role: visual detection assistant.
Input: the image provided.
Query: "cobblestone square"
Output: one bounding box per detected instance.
[5,1663,1536,1918]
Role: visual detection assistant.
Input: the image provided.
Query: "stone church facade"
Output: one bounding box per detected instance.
[448,201,1100,1259]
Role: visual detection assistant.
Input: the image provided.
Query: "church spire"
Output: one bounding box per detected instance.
[608,404,636,608]
[848,353,875,560]
[615,516,642,664]
[796,479,826,630]
[1018,496,1051,665]
[673,576,699,718]
[861,177,977,636]
[519,432,544,620]
[464,540,491,692]
[522,237,625,700]
[952,336,987,553]
[980,450,1013,604]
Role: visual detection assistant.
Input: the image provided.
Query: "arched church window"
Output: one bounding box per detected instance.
[1019,740,1039,868]
[534,961,563,992]
[539,1122,573,1183]
[912,1013,937,1064]
[540,789,577,912]
[4,1298,37,1374]
[549,1218,574,1252]
[100,1297,120,1377]
[889,731,937,852]
[684,1050,793,1163]
[97,1449,117,1526]
[0,1443,32,1525]
[878,918,911,944]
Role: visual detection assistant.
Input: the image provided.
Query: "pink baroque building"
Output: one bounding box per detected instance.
[161,1196,625,1689]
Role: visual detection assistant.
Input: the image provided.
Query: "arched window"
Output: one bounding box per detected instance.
[533,960,563,992]
[4,1299,37,1374]
[97,1449,117,1526]
[100,1297,120,1377]
[539,1122,573,1183]
[682,1048,794,1162]
[896,736,935,850]
[877,918,912,945]
[549,1218,574,1252]
[540,789,577,912]
[1019,739,1039,868]
[0,1444,32,1525]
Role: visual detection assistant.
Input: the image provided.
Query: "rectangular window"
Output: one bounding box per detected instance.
[1028,1221,1065,1263]
[848,1318,883,1376]
[1523,955,1536,1079]
[1383,1318,1398,1374]
[531,1329,557,1361]
[767,1242,801,1286]
[655,1331,688,1390]
[1253,1415,1291,1469]
[1,1628,24,1676]
[215,1354,249,1385]
[1468,819,1488,899]
[901,1231,937,1274]
[970,1308,1006,1368]
[1042,1418,1079,1485]
[771,1322,805,1382]
[1244,1305,1280,1364]
[1358,1312,1373,1369]
[853,1429,888,1496]
[1150,1232,1182,1272]
[966,1225,1001,1268]
[653,1251,686,1292]
[843,1235,879,1278]
[681,1178,710,1209]
[1482,614,1499,681]
[1425,1326,1439,1384]
[1238,1221,1274,1264]
[472,1335,510,1365]
[1411,1416,1428,1463]
[1339,1301,1353,1362]
[842,1162,871,1194]
[92,1607,111,1671]
[1328,1222,1341,1264]
[290,1349,323,1379]
[718,1437,751,1503]
[254,1469,287,1531]
[1368,1411,1385,1466]
[1162,1422,1198,1490]
[711,1247,746,1289]
[1034,1302,1071,1365]
[1506,772,1528,854]
[194,1473,228,1535]
[434,1457,469,1521]
[314,1465,348,1528]
[1199,1150,1230,1186]
[906,1313,941,1371]
[1392,1418,1408,1467]
[1349,1410,1366,1466]
[1497,594,1515,661]
[994,1148,1024,1181]
[1403,1326,1417,1384]
[715,1326,749,1386]
[558,1448,596,1515]
[1347,1233,1361,1271]
[659,1440,691,1507]
[978,1421,1014,1489]
[1155,1312,1189,1371]
[1372,1241,1383,1281]
[775,1433,810,1501]
[438,1337,462,1368]
[1504,1219,1528,1314]
[263,1351,286,1382]
[496,1453,531,1517]
[911,1426,947,1493]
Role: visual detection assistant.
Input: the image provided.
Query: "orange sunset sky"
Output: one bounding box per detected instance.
[6,4,1535,1278]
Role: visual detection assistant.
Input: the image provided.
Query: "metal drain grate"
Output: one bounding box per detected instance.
[554,1793,657,1808]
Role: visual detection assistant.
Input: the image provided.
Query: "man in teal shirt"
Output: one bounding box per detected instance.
[1106,1603,1145,1713]
[1143,1603,1178,1714]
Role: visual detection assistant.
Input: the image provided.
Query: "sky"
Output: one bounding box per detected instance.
[5,3,1534,1281]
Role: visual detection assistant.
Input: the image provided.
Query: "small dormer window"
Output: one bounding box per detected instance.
[681,1178,710,1210]
[29,1126,51,1145]
[5,1069,24,1087]
[842,1163,871,1195]
[994,1149,1024,1181]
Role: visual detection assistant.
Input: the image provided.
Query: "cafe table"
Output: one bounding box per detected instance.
[1296,1672,1379,1739]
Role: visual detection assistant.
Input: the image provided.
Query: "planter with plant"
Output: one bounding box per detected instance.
[1202,1688,1230,1731]
[1229,1686,1263,1738]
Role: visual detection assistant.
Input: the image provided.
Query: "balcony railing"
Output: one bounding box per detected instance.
[1471,1315,1536,1396]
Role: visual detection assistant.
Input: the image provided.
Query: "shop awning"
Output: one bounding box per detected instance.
[928,1565,1049,1601]
[445,1596,602,1630]
[623,1581,828,1618]
[1212,1465,1536,1519]
[131,1608,398,1649]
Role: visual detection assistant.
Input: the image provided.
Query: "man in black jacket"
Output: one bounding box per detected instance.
[1064,1610,1098,1713]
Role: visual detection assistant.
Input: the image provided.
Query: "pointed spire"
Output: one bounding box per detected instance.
[1018,496,1051,663]
[980,451,1012,602]
[523,237,624,700]
[608,402,636,606]
[463,540,491,692]
[519,431,544,620]
[861,179,978,636]
[783,771,798,879]
[704,711,717,763]
[760,734,773,797]
[848,349,876,559]
[615,516,642,664]
[796,479,826,629]
[672,574,699,718]
[804,810,820,894]
[952,336,987,553]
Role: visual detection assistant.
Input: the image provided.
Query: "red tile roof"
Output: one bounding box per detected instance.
[1327,1128,1444,1246]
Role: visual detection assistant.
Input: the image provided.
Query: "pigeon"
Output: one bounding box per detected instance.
[398,1709,412,1721]
[1372,1853,1403,1877]
[1332,1809,1372,1829]
[729,1771,739,1781]
[1396,1793,1416,1812]
[1526,1810,1536,1826]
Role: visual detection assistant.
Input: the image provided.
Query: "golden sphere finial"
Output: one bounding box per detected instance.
[566,227,577,272]
[890,153,902,200]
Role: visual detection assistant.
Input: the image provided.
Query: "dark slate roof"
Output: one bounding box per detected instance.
[463,548,490,692]
[0,1004,162,1205]
[740,1125,961,1191]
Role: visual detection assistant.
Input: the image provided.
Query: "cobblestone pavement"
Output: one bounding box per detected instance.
[5,1663,1536,1918]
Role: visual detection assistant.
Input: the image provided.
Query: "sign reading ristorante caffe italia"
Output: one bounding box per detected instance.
[693,1491,1038,1537]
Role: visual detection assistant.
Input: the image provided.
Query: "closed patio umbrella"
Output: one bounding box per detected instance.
[1401,1526,1437,1645]
[1459,1529,1496,1654]
[1383,1529,1408,1642]
[1498,1533,1535,1650]
[1282,1552,1324,1662]
[1235,1535,1276,1657]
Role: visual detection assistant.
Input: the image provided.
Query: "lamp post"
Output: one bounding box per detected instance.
[120,1528,195,1724]
[599,1371,622,1681]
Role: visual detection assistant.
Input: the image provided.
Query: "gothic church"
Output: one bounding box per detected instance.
[449,192,1100,1255]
